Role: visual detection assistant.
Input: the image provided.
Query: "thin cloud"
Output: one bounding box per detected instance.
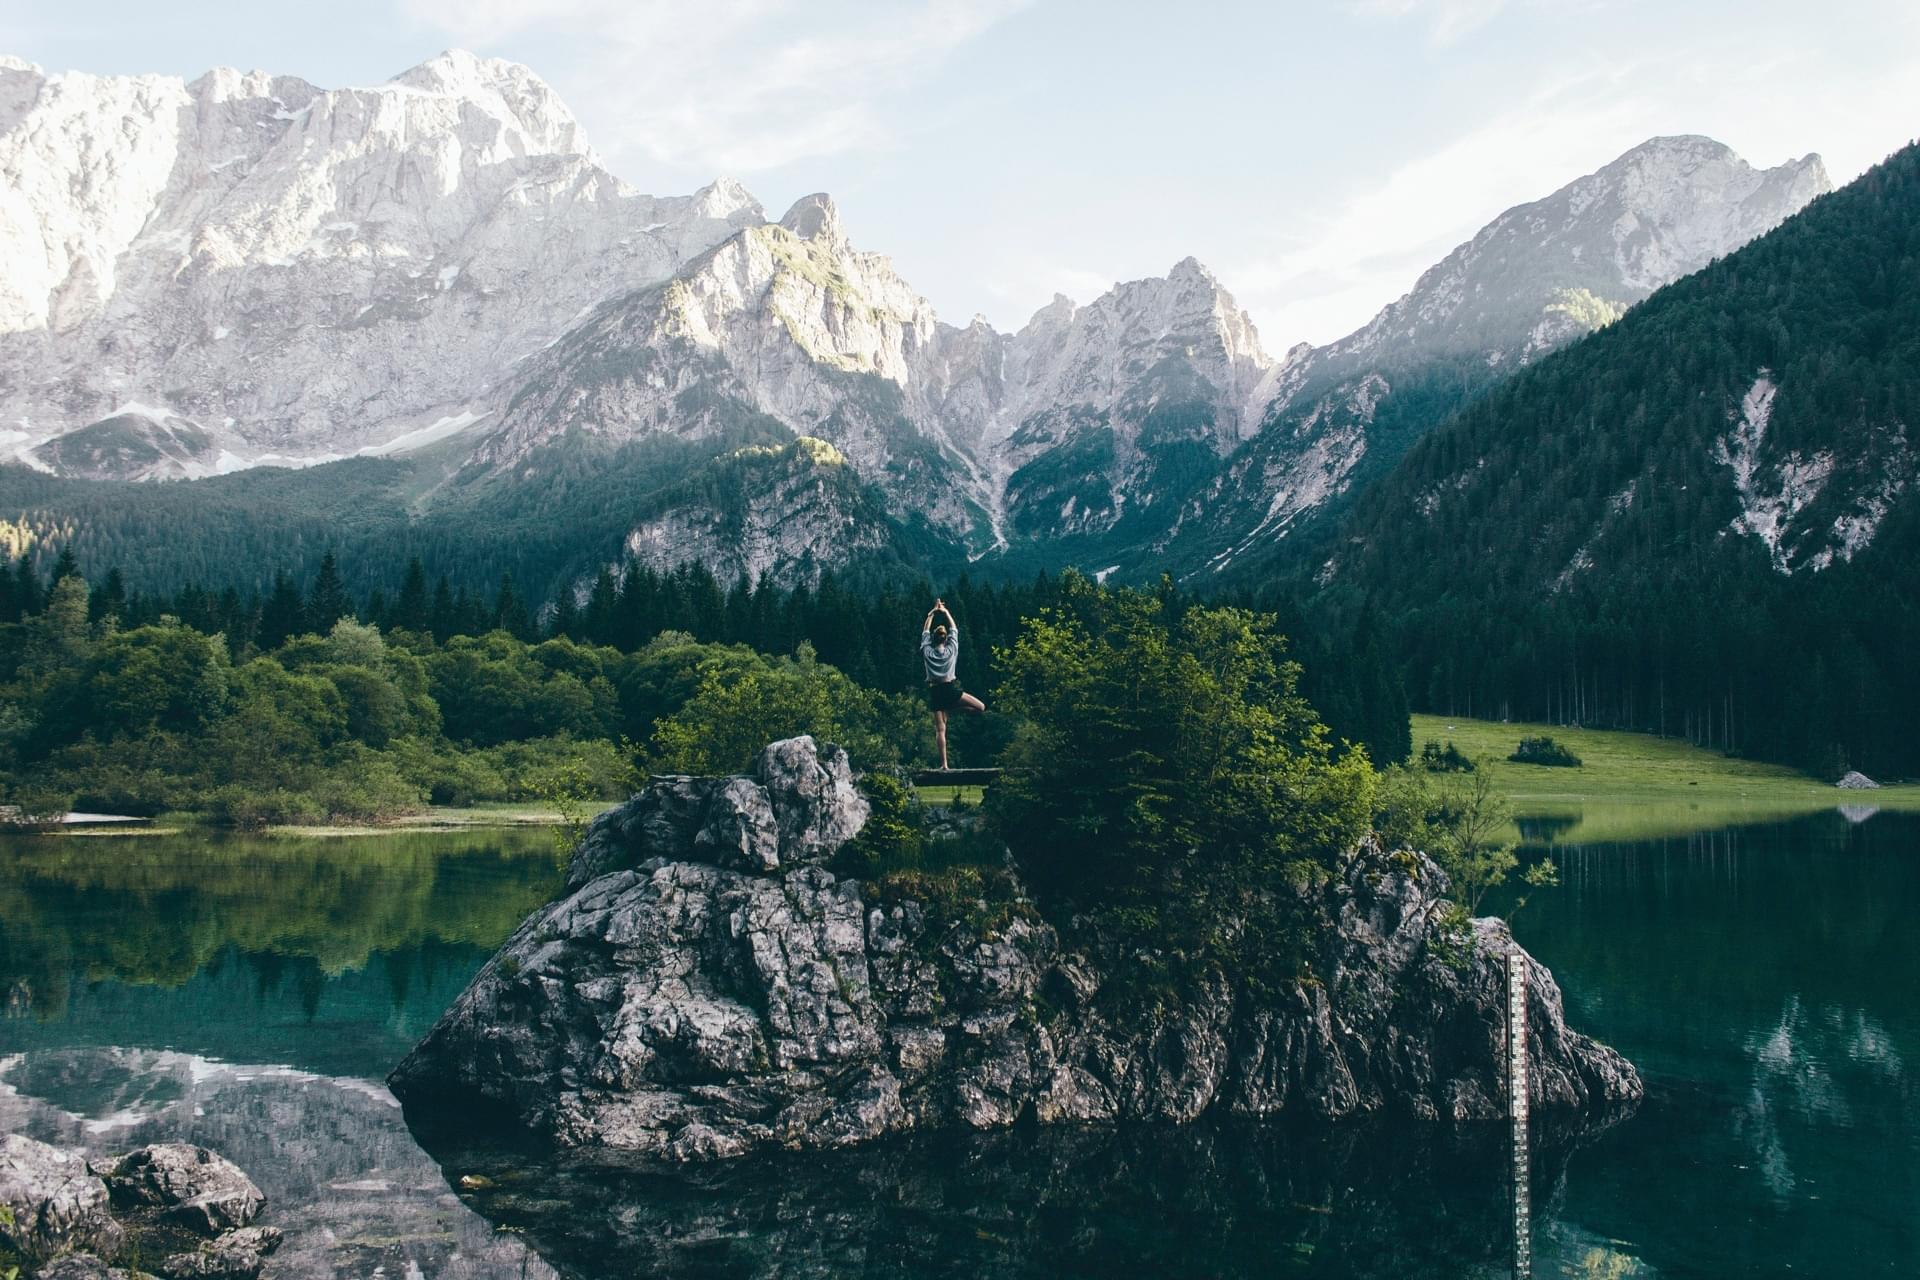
[1345,0,1515,44]
[400,0,1032,175]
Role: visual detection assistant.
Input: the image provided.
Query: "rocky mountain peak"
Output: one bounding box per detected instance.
[0,53,780,469]
[1025,293,1078,329]
[778,192,844,245]
[693,176,766,222]
[1166,254,1214,285]
[1263,135,1833,416]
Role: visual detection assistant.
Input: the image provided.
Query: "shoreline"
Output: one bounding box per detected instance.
[1413,713,1920,843]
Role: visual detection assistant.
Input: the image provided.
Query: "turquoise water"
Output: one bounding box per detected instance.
[1,813,1914,1277]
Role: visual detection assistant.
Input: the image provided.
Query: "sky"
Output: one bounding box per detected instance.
[5,0,1917,350]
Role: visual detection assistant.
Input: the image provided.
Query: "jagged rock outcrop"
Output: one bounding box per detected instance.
[0,1135,125,1263]
[102,1145,263,1236]
[0,1135,276,1279]
[616,437,915,588]
[390,736,1639,1160]
[0,1046,555,1280]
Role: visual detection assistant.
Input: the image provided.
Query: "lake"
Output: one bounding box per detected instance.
[1,811,1914,1278]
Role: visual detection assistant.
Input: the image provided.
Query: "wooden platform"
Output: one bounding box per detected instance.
[911,768,1003,787]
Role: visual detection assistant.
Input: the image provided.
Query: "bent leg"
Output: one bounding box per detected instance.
[958,692,986,714]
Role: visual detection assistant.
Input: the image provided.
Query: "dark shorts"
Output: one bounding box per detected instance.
[927,680,964,712]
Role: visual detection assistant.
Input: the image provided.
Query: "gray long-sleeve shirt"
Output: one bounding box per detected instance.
[921,622,958,683]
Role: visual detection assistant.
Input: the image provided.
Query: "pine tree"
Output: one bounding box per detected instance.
[258,570,306,650]
[93,567,128,626]
[430,576,457,643]
[306,551,353,631]
[394,557,430,634]
[16,557,41,617]
[584,567,618,644]
[549,589,580,640]
[493,572,530,640]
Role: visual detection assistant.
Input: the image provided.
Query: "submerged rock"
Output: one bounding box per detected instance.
[104,1144,264,1236]
[0,1135,125,1262]
[32,1257,127,1280]
[391,735,1640,1158]
[155,1226,283,1280]
[0,1134,275,1280]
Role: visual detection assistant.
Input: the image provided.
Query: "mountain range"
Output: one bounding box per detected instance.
[0,50,1833,593]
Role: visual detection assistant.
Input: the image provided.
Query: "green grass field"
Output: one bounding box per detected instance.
[1412,714,1920,843]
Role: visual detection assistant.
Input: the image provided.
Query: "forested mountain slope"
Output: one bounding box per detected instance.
[1161,137,1828,577]
[0,423,946,602]
[1316,139,1920,776]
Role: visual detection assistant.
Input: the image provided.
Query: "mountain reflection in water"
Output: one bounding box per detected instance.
[4,813,1919,1277]
[411,1106,1632,1280]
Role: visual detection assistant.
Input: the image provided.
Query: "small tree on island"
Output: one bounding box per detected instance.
[986,575,1375,997]
[1374,758,1559,950]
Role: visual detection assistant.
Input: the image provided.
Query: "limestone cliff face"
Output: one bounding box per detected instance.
[389,737,1640,1159]
[0,50,761,470]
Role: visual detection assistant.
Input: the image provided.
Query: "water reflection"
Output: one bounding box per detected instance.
[3,817,1917,1277]
[1510,811,1920,1277]
[0,830,560,1074]
[0,1045,554,1280]
[412,1108,1625,1280]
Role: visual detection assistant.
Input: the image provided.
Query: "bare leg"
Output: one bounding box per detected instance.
[958,692,986,714]
[933,709,949,770]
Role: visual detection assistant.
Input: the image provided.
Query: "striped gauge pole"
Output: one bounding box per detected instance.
[1508,944,1533,1279]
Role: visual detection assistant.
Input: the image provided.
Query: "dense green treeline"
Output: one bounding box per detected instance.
[0,565,938,825]
[1307,140,1920,779]
[0,549,1409,825]
[0,547,1414,780]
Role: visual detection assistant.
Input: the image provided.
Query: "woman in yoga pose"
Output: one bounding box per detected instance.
[921,598,985,770]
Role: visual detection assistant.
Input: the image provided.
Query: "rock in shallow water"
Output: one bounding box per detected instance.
[156,1225,283,1280]
[32,1256,127,1280]
[391,734,1641,1159]
[104,1144,265,1236]
[0,1134,125,1262]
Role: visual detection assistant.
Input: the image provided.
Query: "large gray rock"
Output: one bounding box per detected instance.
[0,1134,125,1262]
[393,744,1639,1161]
[104,1144,264,1236]
[565,736,866,889]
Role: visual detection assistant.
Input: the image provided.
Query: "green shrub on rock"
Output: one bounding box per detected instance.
[988,574,1375,991]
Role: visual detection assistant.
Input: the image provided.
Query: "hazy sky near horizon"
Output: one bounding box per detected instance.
[6,0,1917,348]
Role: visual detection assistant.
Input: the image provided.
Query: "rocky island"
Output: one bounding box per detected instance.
[389,737,1639,1158]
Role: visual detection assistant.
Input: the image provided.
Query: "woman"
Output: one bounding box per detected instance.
[922,598,985,770]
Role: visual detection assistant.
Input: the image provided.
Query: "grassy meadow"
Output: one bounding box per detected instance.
[1412,714,1920,843]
